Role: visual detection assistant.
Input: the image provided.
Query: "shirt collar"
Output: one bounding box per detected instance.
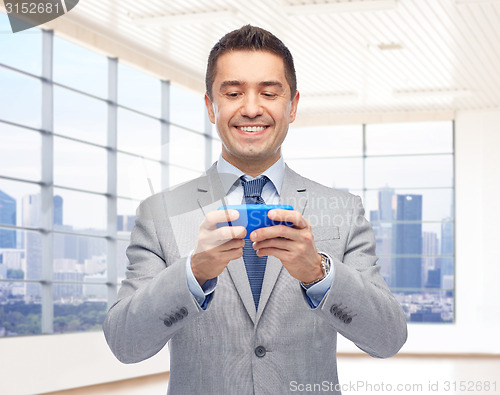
[216,155,285,197]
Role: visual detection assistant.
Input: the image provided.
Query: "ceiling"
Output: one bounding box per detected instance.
[5,0,500,124]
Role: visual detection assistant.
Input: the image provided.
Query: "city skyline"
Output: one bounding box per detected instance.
[370,187,454,323]
[0,182,455,335]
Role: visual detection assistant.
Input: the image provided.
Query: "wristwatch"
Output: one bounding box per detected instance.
[302,253,331,288]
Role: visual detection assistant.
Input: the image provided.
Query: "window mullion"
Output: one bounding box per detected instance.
[161,80,170,190]
[41,29,54,334]
[362,123,367,205]
[106,57,118,306]
[204,105,212,170]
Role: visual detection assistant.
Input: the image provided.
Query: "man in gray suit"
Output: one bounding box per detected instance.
[104,25,407,394]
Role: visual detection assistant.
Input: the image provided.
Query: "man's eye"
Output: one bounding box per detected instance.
[263,93,277,98]
[226,92,240,98]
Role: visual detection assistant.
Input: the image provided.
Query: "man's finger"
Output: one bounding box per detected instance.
[201,209,240,230]
[250,224,297,242]
[252,237,291,252]
[219,237,246,252]
[268,209,308,229]
[194,228,246,254]
[216,225,247,241]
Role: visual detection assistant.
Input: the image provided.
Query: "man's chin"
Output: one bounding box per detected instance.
[237,149,271,160]
[235,150,280,164]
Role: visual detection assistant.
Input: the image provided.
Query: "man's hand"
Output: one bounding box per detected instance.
[249,209,323,283]
[191,209,246,286]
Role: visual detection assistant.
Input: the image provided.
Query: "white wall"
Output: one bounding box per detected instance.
[0,331,170,395]
[2,109,499,394]
[339,109,500,355]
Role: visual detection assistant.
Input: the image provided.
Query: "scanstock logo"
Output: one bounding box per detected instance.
[5,0,79,33]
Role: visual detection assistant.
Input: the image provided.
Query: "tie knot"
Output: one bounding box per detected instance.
[241,176,269,203]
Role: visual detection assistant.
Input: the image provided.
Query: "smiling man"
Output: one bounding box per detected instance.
[205,49,298,178]
[104,25,407,394]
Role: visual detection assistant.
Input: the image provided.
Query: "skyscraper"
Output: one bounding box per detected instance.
[370,187,395,285]
[23,194,63,227]
[23,194,42,300]
[23,194,64,299]
[0,190,17,248]
[53,195,63,226]
[440,218,454,290]
[422,232,438,266]
[392,194,423,289]
[117,215,137,232]
[423,231,440,288]
[378,186,395,221]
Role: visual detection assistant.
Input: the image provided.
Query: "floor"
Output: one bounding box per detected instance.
[45,354,500,395]
[336,354,500,395]
[44,373,170,395]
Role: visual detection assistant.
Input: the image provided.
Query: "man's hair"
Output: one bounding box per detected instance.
[205,25,297,100]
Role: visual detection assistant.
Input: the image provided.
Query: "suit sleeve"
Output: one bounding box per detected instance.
[315,195,408,358]
[103,197,204,364]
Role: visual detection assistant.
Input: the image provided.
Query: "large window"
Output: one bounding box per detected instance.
[284,122,455,323]
[1,13,455,338]
[0,14,209,336]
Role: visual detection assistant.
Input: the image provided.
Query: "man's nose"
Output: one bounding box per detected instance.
[240,93,263,118]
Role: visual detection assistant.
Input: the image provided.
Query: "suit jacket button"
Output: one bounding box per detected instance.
[169,315,177,323]
[179,307,188,317]
[175,312,183,320]
[344,317,352,324]
[163,318,172,327]
[330,304,338,315]
[255,346,266,358]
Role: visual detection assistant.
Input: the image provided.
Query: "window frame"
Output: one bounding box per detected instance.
[0,29,211,336]
[1,29,455,337]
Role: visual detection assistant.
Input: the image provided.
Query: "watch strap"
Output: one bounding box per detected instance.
[302,253,331,288]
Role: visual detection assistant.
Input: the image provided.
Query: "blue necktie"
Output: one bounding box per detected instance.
[241,176,269,309]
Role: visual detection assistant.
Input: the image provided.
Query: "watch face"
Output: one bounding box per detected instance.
[321,254,331,274]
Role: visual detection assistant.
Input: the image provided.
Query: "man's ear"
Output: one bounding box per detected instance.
[289,90,300,123]
[205,93,216,124]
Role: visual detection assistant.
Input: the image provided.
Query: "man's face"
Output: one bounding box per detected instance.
[205,50,299,173]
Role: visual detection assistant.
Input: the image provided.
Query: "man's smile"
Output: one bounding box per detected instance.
[236,125,268,132]
[234,125,270,135]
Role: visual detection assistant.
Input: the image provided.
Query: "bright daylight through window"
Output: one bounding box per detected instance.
[0,15,454,337]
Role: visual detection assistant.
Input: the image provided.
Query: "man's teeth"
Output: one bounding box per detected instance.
[238,126,266,132]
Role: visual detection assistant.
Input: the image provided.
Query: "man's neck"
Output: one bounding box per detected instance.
[222,152,281,178]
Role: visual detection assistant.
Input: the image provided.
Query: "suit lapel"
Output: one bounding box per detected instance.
[197,164,258,323]
[255,165,308,323]
[196,163,227,214]
[227,258,258,323]
[197,164,309,325]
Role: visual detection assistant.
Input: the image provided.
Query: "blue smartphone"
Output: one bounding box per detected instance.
[217,204,294,238]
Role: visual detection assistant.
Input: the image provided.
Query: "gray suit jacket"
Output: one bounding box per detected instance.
[103,163,407,394]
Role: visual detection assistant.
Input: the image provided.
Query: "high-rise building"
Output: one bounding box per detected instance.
[23,194,42,300]
[426,268,441,289]
[22,194,64,299]
[53,195,63,226]
[440,218,454,290]
[53,272,84,299]
[0,190,17,248]
[392,194,423,289]
[117,215,137,232]
[23,194,63,227]
[422,231,439,287]
[370,187,395,285]
[378,186,395,221]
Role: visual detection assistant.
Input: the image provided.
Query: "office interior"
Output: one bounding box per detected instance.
[0,1,499,394]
